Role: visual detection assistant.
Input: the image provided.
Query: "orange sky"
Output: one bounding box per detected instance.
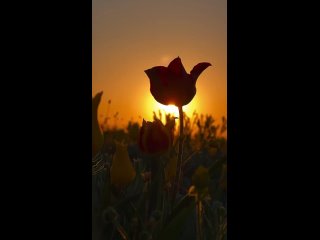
[93,0,227,128]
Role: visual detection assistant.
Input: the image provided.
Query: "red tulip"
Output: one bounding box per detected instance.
[145,57,211,106]
[139,119,172,155]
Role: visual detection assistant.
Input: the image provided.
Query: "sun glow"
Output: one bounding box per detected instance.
[157,103,179,117]
[143,93,199,123]
[154,101,197,119]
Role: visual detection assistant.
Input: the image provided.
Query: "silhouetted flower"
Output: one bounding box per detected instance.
[92,92,104,157]
[192,165,210,191]
[139,119,172,155]
[145,57,211,106]
[110,142,136,188]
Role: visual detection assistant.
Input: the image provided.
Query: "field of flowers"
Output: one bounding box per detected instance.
[92,57,227,240]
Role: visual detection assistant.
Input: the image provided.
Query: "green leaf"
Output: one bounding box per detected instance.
[125,169,144,198]
[208,157,225,178]
[158,197,195,240]
[168,195,193,223]
[103,207,130,240]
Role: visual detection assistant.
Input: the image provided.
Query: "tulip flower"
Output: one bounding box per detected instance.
[145,57,211,107]
[92,92,104,158]
[110,142,136,188]
[192,165,210,192]
[138,119,172,155]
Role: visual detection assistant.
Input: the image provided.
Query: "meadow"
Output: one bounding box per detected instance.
[93,109,226,240]
[92,57,227,240]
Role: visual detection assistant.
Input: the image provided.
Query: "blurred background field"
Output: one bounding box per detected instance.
[92,108,227,240]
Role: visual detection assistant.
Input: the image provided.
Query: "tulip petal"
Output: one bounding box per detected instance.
[190,62,212,83]
[145,66,174,105]
[167,57,188,77]
[111,142,136,188]
[145,66,169,86]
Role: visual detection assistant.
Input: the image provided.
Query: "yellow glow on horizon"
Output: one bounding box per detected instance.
[155,102,197,118]
[143,92,199,121]
[157,104,179,117]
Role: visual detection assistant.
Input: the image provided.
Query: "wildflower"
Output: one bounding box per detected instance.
[192,165,210,192]
[110,142,136,188]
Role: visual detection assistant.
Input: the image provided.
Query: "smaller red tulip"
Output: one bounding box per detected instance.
[139,119,172,155]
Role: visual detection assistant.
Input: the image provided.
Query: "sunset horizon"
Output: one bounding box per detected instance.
[93,0,227,129]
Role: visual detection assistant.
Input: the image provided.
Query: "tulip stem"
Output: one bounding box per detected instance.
[195,194,203,240]
[172,105,184,207]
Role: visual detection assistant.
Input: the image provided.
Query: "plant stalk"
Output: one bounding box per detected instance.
[196,194,203,240]
[172,105,184,206]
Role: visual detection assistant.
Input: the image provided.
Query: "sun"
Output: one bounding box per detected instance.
[143,93,198,122]
[157,103,179,117]
[155,102,196,118]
